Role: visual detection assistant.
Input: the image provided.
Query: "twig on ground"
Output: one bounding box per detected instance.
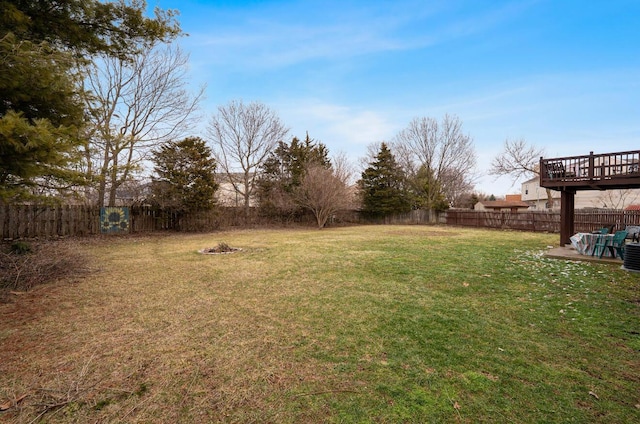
[0,393,28,412]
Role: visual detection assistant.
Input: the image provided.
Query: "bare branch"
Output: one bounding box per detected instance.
[83,43,204,206]
[207,100,289,220]
[294,164,353,228]
[331,151,355,185]
[393,114,476,207]
[489,138,544,179]
[489,138,554,207]
[591,189,640,209]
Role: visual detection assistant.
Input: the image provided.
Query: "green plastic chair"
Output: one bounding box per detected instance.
[592,234,607,257]
[606,230,628,259]
[592,227,609,235]
[594,230,627,259]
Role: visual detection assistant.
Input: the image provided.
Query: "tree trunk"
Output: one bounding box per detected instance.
[545,188,554,209]
[97,174,107,208]
[243,192,251,223]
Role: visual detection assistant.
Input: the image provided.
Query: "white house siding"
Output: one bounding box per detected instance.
[214,173,258,207]
[520,177,640,210]
[521,177,559,210]
[215,182,260,207]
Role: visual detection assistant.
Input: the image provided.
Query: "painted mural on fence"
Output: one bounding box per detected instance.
[100,207,130,234]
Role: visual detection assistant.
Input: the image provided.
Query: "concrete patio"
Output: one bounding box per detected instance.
[545,244,623,264]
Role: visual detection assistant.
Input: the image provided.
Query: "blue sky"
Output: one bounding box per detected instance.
[153,0,639,196]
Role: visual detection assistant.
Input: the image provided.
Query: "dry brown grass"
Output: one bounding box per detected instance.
[0,240,92,299]
[1,227,637,423]
[0,229,369,422]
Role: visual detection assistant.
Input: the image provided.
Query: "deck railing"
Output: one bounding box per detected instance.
[540,150,640,189]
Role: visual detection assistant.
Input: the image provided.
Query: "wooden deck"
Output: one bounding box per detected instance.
[540,150,640,191]
[540,150,640,246]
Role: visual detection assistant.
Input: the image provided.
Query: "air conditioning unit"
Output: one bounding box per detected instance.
[622,243,640,272]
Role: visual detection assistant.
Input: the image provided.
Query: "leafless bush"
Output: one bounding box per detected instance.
[201,242,241,254]
[1,355,150,422]
[0,240,91,299]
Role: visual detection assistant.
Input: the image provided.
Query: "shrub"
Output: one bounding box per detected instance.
[0,240,90,299]
[10,240,32,254]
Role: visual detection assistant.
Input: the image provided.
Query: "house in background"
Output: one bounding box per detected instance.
[521,177,560,210]
[115,181,152,206]
[215,173,257,207]
[474,194,530,212]
[521,176,640,210]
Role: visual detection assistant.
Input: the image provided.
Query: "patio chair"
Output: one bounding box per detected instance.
[592,234,607,257]
[624,225,640,243]
[607,230,628,259]
[592,227,609,235]
[594,230,627,259]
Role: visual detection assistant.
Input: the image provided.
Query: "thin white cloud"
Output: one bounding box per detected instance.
[190,0,539,70]
[168,0,638,197]
[279,99,398,151]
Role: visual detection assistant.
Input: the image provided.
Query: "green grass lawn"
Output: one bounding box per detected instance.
[1,225,638,423]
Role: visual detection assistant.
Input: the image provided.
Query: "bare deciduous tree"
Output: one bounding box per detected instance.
[207,100,289,220]
[489,138,555,208]
[440,168,474,208]
[332,151,356,187]
[294,162,353,229]
[592,189,640,209]
[358,142,386,171]
[393,114,476,208]
[489,138,541,178]
[84,44,204,207]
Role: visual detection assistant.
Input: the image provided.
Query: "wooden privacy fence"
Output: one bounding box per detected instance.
[446,210,559,232]
[4,204,640,239]
[0,205,215,239]
[358,209,443,225]
[573,209,640,230]
[0,205,311,239]
[1,204,100,239]
[446,209,640,233]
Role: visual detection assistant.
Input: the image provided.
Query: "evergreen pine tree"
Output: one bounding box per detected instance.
[409,165,449,211]
[359,143,411,217]
[256,134,331,216]
[0,35,85,201]
[0,0,180,201]
[151,137,218,213]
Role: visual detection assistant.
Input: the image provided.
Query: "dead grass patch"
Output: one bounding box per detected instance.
[0,226,638,423]
[0,239,93,302]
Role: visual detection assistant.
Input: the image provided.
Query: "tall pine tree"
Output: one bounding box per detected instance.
[256,134,331,216]
[0,0,180,201]
[409,165,449,211]
[359,142,411,217]
[0,35,85,201]
[151,137,218,213]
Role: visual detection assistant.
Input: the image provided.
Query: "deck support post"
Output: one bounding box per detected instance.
[560,190,575,246]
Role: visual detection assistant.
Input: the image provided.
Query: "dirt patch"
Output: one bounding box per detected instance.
[199,242,242,254]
